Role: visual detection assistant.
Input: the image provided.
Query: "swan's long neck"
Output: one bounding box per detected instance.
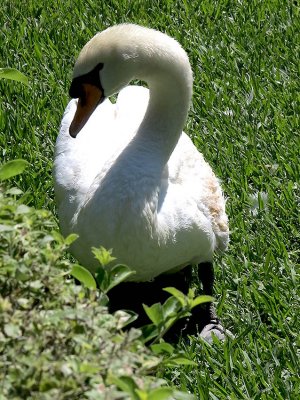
[129,36,193,168]
[137,72,191,163]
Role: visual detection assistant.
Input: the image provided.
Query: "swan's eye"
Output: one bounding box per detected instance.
[69,82,88,106]
[69,81,84,100]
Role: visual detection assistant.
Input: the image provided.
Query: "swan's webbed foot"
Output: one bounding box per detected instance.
[199,318,226,342]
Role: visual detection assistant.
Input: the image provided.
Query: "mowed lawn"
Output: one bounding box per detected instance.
[0,0,299,398]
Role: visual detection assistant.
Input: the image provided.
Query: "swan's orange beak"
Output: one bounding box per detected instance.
[69,83,103,138]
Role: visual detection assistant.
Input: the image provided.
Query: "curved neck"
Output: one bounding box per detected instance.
[131,55,193,169]
[80,34,194,218]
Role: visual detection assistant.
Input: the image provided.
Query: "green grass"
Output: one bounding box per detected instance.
[0,0,299,398]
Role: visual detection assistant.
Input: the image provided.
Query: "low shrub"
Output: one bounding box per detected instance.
[0,174,195,399]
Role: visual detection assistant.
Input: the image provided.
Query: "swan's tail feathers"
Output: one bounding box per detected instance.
[215,227,230,252]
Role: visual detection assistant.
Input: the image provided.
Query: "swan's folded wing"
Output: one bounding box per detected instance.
[166,133,229,252]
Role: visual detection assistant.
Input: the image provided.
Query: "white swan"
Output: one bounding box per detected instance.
[54,24,229,336]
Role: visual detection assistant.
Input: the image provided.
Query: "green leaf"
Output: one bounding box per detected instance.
[165,357,197,367]
[92,246,116,267]
[95,266,108,291]
[107,375,139,400]
[135,389,148,400]
[173,391,195,400]
[4,323,21,338]
[140,324,159,344]
[0,159,28,181]
[163,315,178,331]
[148,387,174,400]
[50,230,65,245]
[163,287,186,306]
[143,303,163,326]
[16,204,31,214]
[162,296,181,320]
[106,264,135,292]
[98,292,109,306]
[151,342,174,355]
[64,233,79,246]
[79,362,99,374]
[187,287,196,299]
[0,224,14,232]
[114,310,138,329]
[6,187,23,195]
[190,295,214,309]
[0,67,29,85]
[70,265,97,289]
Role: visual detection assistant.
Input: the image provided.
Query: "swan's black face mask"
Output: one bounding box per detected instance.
[69,63,104,100]
[69,63,105,138]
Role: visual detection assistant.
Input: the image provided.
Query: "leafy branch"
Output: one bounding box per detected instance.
[142,287,213,345]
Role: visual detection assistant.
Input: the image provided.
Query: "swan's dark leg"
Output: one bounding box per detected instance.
[197,262,218,323]
[175,262,218,336]
[196,262,227,341]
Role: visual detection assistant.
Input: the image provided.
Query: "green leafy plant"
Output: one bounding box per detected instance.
[70,246,136,307]
[141,288,213,345]
[93,246,135,293]
[69,245,212,347]
[0,181,195,399]
[0,189,161,398]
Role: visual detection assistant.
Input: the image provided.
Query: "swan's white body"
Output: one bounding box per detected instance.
[54,24,229,282]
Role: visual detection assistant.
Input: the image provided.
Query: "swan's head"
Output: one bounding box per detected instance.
[68,24,192,137]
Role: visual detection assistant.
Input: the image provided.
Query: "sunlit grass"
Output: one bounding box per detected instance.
[0,0,299,398]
